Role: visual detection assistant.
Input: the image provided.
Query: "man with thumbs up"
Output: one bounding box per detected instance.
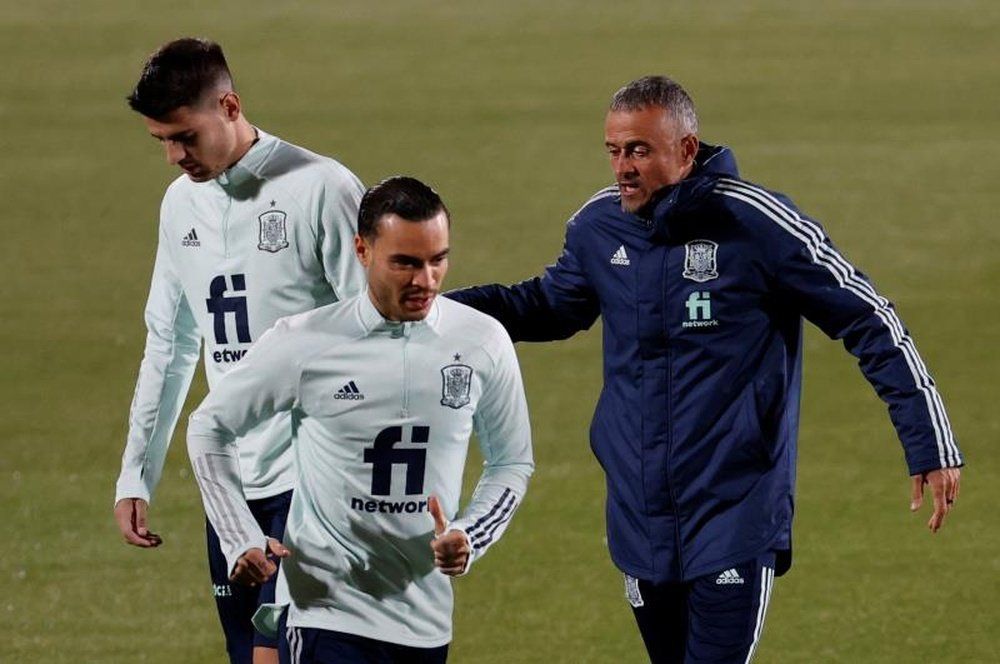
[187,176,534,663]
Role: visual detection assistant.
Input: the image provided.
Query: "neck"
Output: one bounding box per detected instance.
[367,289,402,323]
[366,289,429,324]
[227,118,257,168]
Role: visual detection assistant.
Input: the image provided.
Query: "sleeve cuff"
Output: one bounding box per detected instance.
[114,478,152,506]
[907,458,965,477]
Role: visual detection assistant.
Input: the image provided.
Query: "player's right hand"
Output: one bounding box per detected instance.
[114,498,163,548]
[428,495,471,576]
[230,538,290,586]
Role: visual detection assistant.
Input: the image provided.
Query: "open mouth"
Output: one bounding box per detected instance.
[618,182,640,196]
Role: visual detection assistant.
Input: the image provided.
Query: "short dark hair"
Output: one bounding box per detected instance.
[357,176,450,241]
[609,75,698,134]
[127,38,233,118]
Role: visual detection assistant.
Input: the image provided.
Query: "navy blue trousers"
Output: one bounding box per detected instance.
[627,552,776,663]
[279,618,449,664]
[206,489,293,664]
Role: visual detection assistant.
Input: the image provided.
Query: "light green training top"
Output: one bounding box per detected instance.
[187,293,534,647]
[115,129,365,505]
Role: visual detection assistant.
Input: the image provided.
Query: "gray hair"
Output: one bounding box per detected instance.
[609,75,699,135]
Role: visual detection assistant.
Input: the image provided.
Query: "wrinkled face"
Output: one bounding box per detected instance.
[355,211,450,322]
[604,106,698,213]
[143,92,242,182]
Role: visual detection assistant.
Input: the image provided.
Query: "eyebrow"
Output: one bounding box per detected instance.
[150,130,195,142]
[389,248,451,263]
[605,139,651,148]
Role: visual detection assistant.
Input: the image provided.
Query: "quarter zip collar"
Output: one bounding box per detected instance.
[214,128,278,191]
[356,292,442,338]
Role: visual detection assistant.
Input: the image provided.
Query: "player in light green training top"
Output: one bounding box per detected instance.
[113,38,365,664]
[187,176,534,662]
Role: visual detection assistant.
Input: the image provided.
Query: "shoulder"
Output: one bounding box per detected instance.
[250,299,358,366]
[707,177,839,266]
[159,175,194,215]
[259,133,363,195]
[438,298,514,352]
[158,175,208,235]
[709,176,805,233]
[163,174,189,198]
[568,184,621,228]
[274,296,359,336]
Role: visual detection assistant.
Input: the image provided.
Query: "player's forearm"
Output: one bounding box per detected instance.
[450,483,523,566]
[115,333,200,503]
[836,310,963,474]
[450,459,533,566]
[447,279,593,342]
[187,426,267,571]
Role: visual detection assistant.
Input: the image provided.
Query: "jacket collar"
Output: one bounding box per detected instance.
[640,142,739,232]
[214,128,277,190]
[357,291,441,338]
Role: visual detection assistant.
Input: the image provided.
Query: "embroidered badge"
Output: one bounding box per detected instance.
[440,354,472,409]
[682,239,719,283]
[258,206,289,253]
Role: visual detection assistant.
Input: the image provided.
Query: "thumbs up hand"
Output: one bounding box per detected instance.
[428,495,472,576]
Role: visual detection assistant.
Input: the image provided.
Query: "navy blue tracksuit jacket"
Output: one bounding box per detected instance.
[448,143,963,584]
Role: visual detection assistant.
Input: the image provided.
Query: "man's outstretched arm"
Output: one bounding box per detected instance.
[447,217,600,341]
[746,188,963,532]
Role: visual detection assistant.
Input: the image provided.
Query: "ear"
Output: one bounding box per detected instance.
[354,234,371,267]
[681,133,700,165]
[219,91,242,121]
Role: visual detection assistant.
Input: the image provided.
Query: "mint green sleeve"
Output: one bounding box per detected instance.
[449,326,534,572]
[186,318,302,572]
[114,206,201,504]
[318,164,366,301]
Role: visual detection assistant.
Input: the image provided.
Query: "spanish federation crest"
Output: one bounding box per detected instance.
[440,359,472,409]
[682,239,719,283]
[257,209,289,253]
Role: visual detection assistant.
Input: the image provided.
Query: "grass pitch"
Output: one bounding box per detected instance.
[2,1,998,661]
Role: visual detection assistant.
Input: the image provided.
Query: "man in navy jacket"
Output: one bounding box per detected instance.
[447,76,963,663]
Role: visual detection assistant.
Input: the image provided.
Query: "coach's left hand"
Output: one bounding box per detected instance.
[429,495,471,576]
[230,538,291,586]
[910,467,961,533]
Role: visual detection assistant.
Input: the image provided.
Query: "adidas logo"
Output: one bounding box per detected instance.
[715,569,745,585]
[181,228,201,247]
[334,380,365,400]
[610,245,630,266]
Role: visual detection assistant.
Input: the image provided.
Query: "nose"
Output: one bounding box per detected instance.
[412,264,436,290]
[164,140,186,165]
[611,153,634,178]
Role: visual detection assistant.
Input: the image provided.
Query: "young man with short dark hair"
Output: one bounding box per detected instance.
[187,176,534,664]
[113,38,366,664]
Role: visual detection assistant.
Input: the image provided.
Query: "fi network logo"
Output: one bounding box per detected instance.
[682,291,719,329]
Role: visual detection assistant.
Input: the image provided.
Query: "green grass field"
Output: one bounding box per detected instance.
[2,1,998,661]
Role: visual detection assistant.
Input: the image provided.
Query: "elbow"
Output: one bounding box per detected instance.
[185,410,215,456]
